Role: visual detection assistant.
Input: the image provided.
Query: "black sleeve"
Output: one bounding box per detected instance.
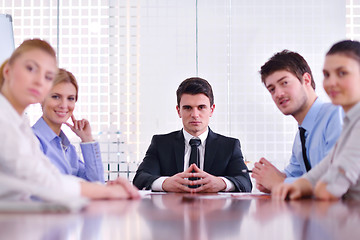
[133,136,162,190]
[224,139,252,192]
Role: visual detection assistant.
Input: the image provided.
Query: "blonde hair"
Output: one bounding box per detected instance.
[54,68,79,101]
[0,60,8,88]
[0,38,57,89]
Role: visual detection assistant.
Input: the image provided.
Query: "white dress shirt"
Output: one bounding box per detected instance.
[152,128,235,191]
[0,94,81,201]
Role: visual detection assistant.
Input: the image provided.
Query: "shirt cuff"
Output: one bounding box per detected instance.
[61,175,82,197]
[220,177,235,192]
[151,177,168,191]
[80,141,102,160]
[320,166,352,197]
[284,177,297,184]
[80,141,96,145]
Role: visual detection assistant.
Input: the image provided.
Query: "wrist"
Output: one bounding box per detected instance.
[218,177,227,191]
[81,137,95,143]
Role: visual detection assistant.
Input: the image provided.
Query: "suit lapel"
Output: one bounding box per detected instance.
[204,128,218,172]
[175,130,185,172]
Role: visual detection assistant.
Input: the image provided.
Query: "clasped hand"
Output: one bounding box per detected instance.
[162,164,226,193]
[252,157,286,193]
[107,177,140,199]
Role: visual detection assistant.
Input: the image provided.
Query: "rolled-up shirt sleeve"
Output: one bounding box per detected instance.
[306,112,360,198]
[320,142,360,197]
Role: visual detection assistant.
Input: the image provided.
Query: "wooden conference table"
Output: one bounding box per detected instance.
[1,191,360,240]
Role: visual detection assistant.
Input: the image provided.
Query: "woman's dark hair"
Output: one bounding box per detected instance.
[326,40,360,64]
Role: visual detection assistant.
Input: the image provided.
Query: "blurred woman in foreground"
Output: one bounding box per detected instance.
[0,39,139,201]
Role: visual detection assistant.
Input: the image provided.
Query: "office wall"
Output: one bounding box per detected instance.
[0,0,345,181]
[139,0,345,172]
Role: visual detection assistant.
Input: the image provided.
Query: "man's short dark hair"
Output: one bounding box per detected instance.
[176,77,214,106]
[260,50,316,90]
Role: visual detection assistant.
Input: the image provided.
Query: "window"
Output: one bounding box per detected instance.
[1,0,347,183]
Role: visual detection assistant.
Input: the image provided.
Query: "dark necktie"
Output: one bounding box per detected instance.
[189,138,201,188]
[189,138,201,167]
[299,127,311,172]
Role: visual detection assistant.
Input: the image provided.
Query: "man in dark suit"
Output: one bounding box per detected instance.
[133,77,252,192]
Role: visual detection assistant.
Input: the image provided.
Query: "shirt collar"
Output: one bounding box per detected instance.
[0,94,26,127]
[59,130,71,146]
[33,117,71,147]
[300,97,322,132]
[344,101,360,124]
[183,128,208,147]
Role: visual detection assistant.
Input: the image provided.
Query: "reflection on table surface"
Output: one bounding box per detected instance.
[1,192,360,240]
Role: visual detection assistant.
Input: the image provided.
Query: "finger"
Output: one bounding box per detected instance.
[289,189,301,200]
[175,183,192,192]
[75,119,80,130]
[71,114,76,123]
[127,185,141,199]
[273,188,282,200]
[252,167,260,175]
[71,119,78,130]
[114,178,140,199]
[176,172,194,179]
[79,119,85,130]
[64,122,75,131]
[272,186,281,199]
[280,186,289,200]
[190,184,206,193]
[190,177,209,186]
[253,160,261,167]
[253,162,263,170]
[106,180,117,185]
[191,172,207,179]
[171,173,192,184]
[184,165,195,173]
[257,184,271,193]
[250,171,260,180]
[259,157,271,166]
[191,164,203,173]
[176,177,193,186]
[82,119,89,130]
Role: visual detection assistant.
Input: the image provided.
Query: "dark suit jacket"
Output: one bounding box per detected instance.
[133,128,252,192]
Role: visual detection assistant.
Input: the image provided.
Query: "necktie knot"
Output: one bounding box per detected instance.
[299,127,306,136]
[189,138,201,148]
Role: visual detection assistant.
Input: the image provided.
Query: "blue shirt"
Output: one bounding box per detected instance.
[284,98,344,183]
[32,117,104,183]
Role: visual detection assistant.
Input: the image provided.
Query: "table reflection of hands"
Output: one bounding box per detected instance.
[160,194,228,218]
[252,198,289,223]
[0,213,82,240]
[85,199,140,215]
[138,193,251,240]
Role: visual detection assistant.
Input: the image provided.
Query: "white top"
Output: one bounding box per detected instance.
[0,94,81,201]
[152,128,234,191]
[304,102,360,200]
